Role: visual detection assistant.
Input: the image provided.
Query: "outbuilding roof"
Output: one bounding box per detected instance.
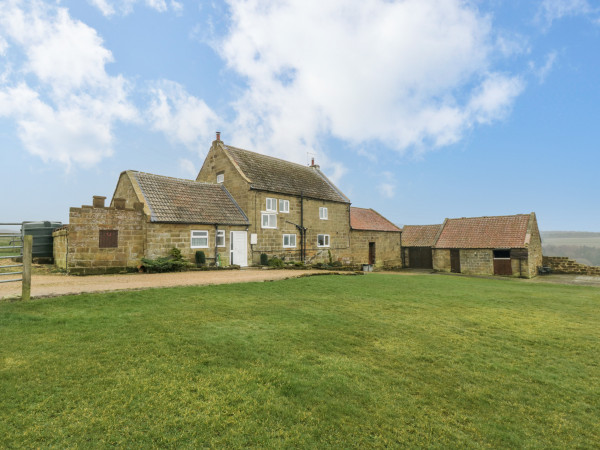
[350,207,401,232]
[223,145,350,203]
[402,224,443,247]
[434,214,532,249]
[131,171,249,225]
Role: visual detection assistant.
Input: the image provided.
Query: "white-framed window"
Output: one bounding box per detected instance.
[317,234,330,247]
[216,230,225,247]
[191,230,209,248]
[283,234,296,248]
[261,213,277,229]
[279,199,290,213]
[266,197,277,212]
[319,207,328,220]
[216,173,224,183]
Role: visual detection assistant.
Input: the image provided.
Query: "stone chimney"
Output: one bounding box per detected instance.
[216,131,221,141]
[93,196,106,208]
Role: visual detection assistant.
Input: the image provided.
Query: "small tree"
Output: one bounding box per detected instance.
[260,253,269,265]
[195,251,206,266]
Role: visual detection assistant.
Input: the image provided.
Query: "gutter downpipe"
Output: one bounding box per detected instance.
[301,191,305,263]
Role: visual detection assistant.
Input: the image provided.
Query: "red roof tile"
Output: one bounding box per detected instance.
[435,214,532,249]
[402,224,443,247]
[350,207,401,232]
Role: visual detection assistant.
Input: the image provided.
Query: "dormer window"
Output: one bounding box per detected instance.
[216,173,224,183]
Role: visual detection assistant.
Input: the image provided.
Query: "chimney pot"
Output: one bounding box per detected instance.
[216,131,221,141]
[93,196,106,208]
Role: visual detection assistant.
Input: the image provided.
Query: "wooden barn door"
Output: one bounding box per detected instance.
[368,242,376,265]
[409,248,433,269]
[493,249,512,275]
[450,249,461,273]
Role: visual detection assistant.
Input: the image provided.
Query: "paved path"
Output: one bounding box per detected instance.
[0,269,335,300]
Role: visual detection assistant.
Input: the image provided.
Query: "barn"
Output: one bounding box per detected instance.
[432,213,542,278]
[401,224,443,269]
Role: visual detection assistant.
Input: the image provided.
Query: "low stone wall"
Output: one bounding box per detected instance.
[542,256,600,276]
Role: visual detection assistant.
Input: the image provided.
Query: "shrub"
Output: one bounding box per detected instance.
[328,249,333,265]
[141,247,190,273]
[332,260,342,267]
[268,257,284,268]
[195,251,206,266]
[260,253,269,265]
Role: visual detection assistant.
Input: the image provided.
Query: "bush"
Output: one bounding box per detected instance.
[141,247,190,273]
[260,253,269,265]
[195,251,206,266]
[332,260,342,267]
[268,257,284,268]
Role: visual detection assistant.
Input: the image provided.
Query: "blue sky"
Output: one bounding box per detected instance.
[0,0,598,231]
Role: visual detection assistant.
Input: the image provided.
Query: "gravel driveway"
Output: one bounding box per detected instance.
[0,268,333,300]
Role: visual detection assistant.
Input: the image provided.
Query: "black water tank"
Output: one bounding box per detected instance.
[23,221,63,258]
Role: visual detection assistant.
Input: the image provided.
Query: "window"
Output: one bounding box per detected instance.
[317,234,330,247]
[261,213,277,229]
[216,230,225,247]
[493,249,511,259]
[216,173,224,183]
[191,230,209,248]
[266,197,277,212]
[99,230,118,248]
[279,199,290,213]
[319,207,328,220]
[283,234,296,248]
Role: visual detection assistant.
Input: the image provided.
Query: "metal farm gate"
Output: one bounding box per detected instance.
[0,223,33,300]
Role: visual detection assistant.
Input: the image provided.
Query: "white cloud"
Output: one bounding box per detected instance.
[0,1,138,169]
[88,0,183,17]
[377,171,396,199]
[218,0,525,172]
[147,80,220,151]
[178,158,198,179]
[529,52,558,83]
[536,0,599,26]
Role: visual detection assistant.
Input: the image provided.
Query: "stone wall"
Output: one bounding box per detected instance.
[52,227,68,270]
[349,230,402,267]
[57,203,146,275]
[433,249,451,272]
[542,256,600,276]
[460,249,493,275]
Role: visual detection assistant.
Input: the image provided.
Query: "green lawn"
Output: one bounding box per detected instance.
[1,274,598,447]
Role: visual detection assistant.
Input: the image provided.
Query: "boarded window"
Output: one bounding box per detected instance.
[99,230,118,248]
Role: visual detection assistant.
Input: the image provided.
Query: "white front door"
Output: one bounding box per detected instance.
[230,231,248,267]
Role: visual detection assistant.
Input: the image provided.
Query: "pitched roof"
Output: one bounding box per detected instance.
[434,214,532,249]
[223,145,350,203]
[131,171,249,225]
[402,224,443,247]
[350,207,401,232]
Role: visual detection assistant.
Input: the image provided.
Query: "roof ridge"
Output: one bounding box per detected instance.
[448,213,530,220]
[224,145,315,171]
[132,170,218,186]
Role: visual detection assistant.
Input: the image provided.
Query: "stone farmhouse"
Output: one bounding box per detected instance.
[54,134,401,274]
[402,213,542,278]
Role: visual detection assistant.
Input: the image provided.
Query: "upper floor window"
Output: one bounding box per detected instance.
[319,207,328,220]
[216,173,224,183]
[191,230,209,248]
[261,213,277,229]
[283,234,296,248]
[317,234,330,247]
[266,197,277,212]
[279,199,290,213]
[216,230,225,247]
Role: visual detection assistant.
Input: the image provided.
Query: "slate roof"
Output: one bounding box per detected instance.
[350,207,402,232]
[434,214,532,249]
[402,224,443,247]
[223,145,350,203]
[132,171,249,225]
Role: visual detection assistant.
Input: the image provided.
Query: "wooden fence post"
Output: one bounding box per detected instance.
[22,235,32,301]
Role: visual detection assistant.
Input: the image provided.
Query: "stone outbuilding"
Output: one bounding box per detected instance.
[432,213,542,278]
[349,207,402,268]
[401,224,443,269]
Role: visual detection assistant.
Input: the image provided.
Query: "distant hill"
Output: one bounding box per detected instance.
[541,231,600,266]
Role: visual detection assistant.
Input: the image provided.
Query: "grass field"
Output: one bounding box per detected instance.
[1,274,598,447]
